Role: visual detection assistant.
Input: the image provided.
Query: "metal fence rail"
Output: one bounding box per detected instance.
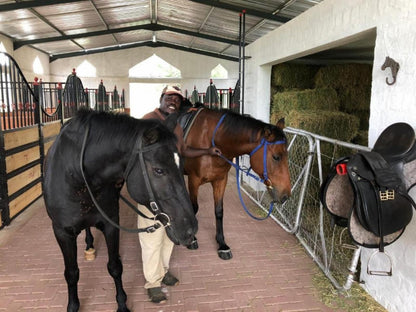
[240,126,371,291]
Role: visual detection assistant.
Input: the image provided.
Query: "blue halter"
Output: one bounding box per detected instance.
[211,113,286,220]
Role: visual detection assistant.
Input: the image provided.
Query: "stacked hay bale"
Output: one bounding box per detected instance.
[271,63,371,145]
[314,64,372,145]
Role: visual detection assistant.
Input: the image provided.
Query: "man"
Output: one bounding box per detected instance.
[138,85,221,304]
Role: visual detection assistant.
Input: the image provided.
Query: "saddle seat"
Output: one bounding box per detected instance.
[178,107,204,141]
[373,122,416,164]
[321,122,416,251]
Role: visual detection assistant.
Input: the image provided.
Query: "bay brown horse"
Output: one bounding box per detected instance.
[182,108,291,260]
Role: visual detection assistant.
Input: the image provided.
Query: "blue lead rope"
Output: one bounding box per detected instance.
[235,157,275,220]
[211,113,284,220]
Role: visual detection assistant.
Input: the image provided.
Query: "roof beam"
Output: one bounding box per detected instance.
[0,0,84,12]
[14,23,241,50]
[88,0,119,45]
[49,41,240,62]
[188,0,290,23]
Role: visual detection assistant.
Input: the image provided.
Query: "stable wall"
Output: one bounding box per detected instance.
[49,47,239,108]
[0,34,50,82]
[1,33,238,108]
[244,1,416,311]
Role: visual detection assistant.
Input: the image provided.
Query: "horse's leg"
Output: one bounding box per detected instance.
[52,225,80,312]
[84,227,96,261]
[212,176,232,260]
[186,174,200,250]
[101,223,130,312]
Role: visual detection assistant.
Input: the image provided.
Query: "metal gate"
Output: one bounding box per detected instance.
[240,126,371,290]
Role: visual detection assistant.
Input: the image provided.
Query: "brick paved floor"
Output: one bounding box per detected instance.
[0,174,339,312]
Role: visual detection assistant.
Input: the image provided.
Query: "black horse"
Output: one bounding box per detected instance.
[43,109,198,312]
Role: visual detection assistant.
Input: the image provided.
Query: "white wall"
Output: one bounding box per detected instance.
[0,34,50,81]
[245,1,416,311]
[0,34,238,109]
[49,47,239,108]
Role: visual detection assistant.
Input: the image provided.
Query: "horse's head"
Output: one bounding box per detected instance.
[126,116,197,245]
[249,118,291,204]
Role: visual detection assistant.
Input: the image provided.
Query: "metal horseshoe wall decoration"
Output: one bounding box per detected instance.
[381,56,400,85]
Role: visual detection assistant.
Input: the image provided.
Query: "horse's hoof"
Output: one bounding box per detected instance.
[218,249,233,260]
[187,239,199,250]
[84,248,96,261]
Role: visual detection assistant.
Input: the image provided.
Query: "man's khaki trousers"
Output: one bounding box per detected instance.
[137,204,174,289]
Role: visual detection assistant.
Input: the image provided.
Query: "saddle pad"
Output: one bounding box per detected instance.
[321,169,354,220]
[349,208,405,248]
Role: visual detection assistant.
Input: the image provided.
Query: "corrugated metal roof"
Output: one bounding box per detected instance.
[0,0,326,62]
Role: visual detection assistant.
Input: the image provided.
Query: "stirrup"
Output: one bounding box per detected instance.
[367,250,392,276]
[339,228,358,250]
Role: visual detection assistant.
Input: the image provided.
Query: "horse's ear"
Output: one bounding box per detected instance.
[264,127,272,139]
[143,126,160,145]
[164,112,178,132]
[276,118,285,130]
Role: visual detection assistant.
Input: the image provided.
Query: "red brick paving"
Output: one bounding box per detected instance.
[0,174,340,312]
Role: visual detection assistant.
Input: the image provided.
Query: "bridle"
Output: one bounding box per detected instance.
[80,123,171,233]
[211,113,286,220]
[212,113,286,184]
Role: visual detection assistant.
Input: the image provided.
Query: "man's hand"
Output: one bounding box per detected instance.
[208,146,222,156]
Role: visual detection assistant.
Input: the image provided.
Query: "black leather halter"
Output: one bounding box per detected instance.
[80,124,171,233]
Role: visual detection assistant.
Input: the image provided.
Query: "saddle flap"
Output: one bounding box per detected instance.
[347,152,413,237]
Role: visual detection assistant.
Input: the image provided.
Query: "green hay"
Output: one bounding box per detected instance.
[272,88,340,114]
[314,64,373,89]
[352,130,369,146]
[272,63,319,89]
[339,86,371,113]
[287,110,360,142]
[353,109,370,130]
[313,268,388,312]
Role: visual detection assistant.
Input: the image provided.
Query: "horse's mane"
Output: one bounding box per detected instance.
[71,109,175,147]
[218,109,286,143]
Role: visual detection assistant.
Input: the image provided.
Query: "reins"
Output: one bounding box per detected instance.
[80,124,170,233]
[211,113,286,220]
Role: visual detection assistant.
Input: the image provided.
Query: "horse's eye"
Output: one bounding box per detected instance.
[272,154,281,162]
[153,168,165,176]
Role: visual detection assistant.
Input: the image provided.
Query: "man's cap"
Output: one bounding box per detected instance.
[161,85,183,99]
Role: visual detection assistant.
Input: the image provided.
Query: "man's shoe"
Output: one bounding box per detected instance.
[162,271,179,286]
[147,287,167,304]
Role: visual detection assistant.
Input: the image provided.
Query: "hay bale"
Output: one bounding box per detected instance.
[352,109,370,130]
[352,130,369,146]
[314,64,372,89]
[338,86,371,112]
[287,110,360,142]
[272,88,340,114]
[272,63,319,89]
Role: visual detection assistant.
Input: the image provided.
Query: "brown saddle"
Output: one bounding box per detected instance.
[321,123,416,253]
